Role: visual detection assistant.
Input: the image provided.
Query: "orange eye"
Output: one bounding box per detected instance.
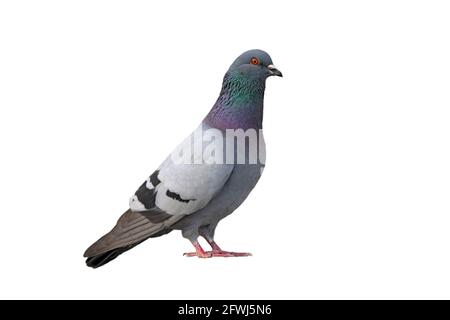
[250,57,259,65]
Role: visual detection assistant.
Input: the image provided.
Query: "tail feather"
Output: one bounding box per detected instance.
[84,209,176,268]
[85,239,149,268]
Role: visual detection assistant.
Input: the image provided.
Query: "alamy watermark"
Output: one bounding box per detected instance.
[170,125,265,165]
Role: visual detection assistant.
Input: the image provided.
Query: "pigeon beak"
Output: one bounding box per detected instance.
[268,64,283,77]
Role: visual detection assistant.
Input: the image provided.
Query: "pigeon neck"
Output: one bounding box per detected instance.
[205,72,266,130]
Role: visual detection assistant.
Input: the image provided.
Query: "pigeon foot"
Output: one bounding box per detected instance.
[209,251,252,257]
[203,239,252,257]
[184,241,212,258]
[184,239,252,258]
[183,251,251,258]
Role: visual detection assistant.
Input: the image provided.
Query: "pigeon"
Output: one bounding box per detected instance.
[84,49,282,268]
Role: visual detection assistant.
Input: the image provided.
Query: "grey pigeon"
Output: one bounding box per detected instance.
[84,49,282,268]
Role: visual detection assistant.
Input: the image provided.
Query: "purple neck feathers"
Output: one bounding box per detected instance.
[204,72,266,130]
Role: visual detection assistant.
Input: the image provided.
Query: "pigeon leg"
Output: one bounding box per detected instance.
[203,237,252,257]
[183,240,212,258]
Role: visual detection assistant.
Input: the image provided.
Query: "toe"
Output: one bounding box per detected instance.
[183,252,197,257]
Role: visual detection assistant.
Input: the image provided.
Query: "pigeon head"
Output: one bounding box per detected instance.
[228,49,283,79]
[205,49,281,130]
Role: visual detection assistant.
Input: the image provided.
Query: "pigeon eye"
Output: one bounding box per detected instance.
[250,57,260,65]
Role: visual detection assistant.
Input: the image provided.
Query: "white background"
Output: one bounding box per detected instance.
[0,1,449,299]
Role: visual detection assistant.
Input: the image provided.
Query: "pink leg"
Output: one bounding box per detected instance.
[183,241,211,258]
[205,239,252,257]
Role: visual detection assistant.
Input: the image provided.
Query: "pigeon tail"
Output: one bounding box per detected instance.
[84,209,173,268]
[86,242,143,268]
